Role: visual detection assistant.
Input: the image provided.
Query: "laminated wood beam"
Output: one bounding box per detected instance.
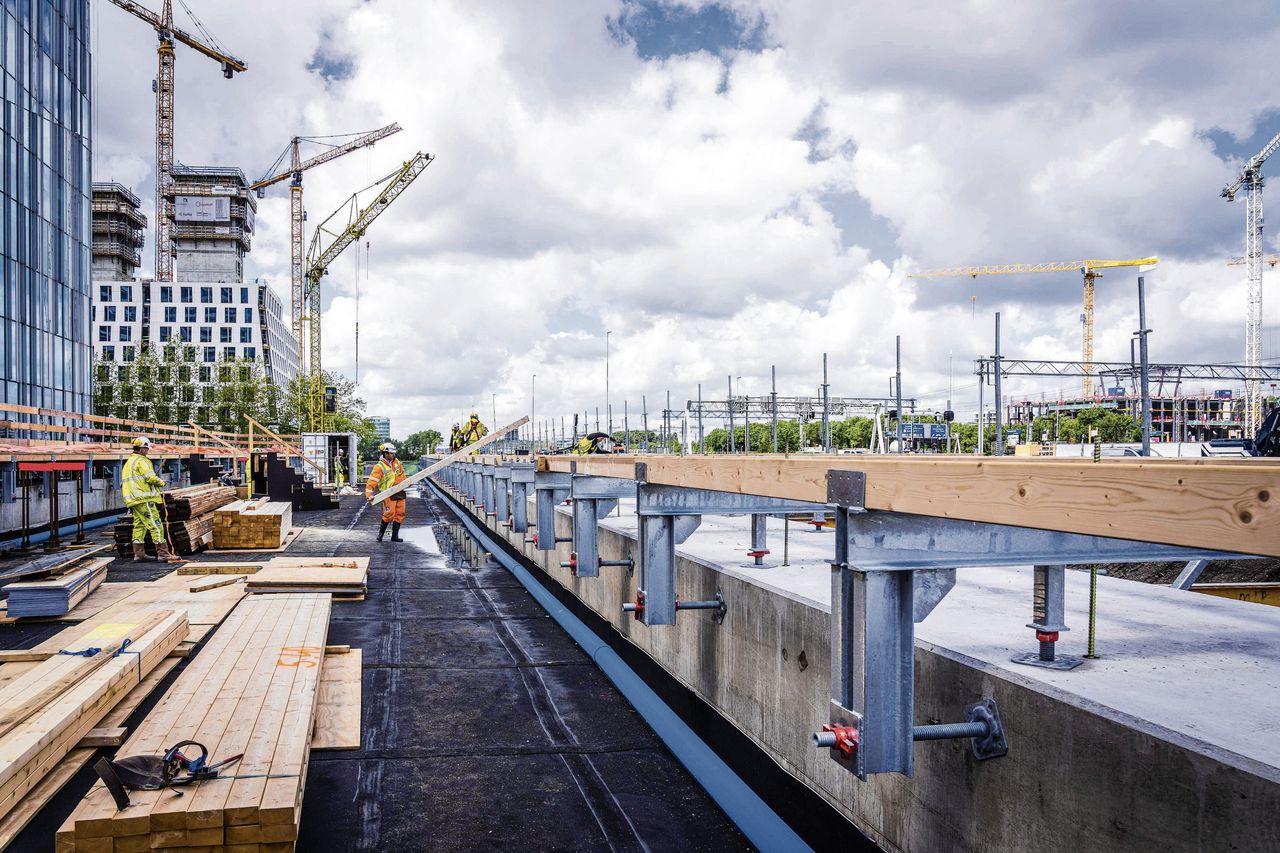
[539,454,1280,557]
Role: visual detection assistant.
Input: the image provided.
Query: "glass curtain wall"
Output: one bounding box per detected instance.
[0,0,93,414]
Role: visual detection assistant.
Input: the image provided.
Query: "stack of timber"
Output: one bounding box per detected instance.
[58,593,331,851]
[112,484,239,557]
[244,557,368,598]
[212,499,293,550]
[3,560,108,618]
[0,547,111,586]
[0,610,187,824]
[163,484,238,522]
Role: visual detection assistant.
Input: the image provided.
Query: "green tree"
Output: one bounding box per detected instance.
[398,429,444,460]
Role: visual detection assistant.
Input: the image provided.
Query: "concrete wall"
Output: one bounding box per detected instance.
[461,497,1280,853]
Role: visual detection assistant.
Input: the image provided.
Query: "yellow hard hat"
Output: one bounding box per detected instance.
[470,412,479,420]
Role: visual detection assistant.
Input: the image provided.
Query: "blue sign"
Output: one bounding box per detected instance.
[1214,389,1232,399]
[1106,387,1125,397]
[898,423,950,440]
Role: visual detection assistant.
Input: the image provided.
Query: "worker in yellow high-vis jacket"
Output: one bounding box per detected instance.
[365,442,407,542]
[460,412,488,453]
[122,437,174,562]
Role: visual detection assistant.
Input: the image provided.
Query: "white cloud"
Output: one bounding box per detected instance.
[91,1,1280,436]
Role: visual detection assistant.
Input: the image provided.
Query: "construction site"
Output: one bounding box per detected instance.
[4,1,1280,852]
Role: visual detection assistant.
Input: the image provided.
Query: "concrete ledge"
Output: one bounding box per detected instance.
[454,490,1280,852]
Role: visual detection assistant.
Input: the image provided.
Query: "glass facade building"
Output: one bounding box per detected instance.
[0,0,92,414]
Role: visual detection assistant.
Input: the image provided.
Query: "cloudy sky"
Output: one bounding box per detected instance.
[92,0,1280,437]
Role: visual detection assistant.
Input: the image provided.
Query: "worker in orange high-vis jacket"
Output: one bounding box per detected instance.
[365,442,407,542]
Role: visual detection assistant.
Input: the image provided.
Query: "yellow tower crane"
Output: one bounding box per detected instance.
[912,257,1158,398]
[108,1,246,282]
[249,124,402,355]
[301,153,435,431]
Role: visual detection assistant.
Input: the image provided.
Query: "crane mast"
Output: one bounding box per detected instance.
[913,258,1158,397]
[250,123,402,359]
[301,152,435,430]
[1223,130,1280,432]
[108,0,246,282]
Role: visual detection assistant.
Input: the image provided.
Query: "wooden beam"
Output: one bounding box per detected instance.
[371,416,529,504]
[538,454,1280,557]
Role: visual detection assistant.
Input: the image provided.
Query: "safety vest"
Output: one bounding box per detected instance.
[461,421,488,444]
[366,457,406,499]
[121,453,163,507]
[572,437,596,455]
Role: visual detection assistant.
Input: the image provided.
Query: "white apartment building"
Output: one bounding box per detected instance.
[91,279,300,390]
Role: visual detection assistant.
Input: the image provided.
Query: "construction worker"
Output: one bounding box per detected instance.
[460,412,488,451]
[365,442,407,542]
[449,422,464,453]
[573,432,611,455]
[122,437,174,562]
[333,447,346,489]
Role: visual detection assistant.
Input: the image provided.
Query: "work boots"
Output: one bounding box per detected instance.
[131,543,156,562]
[156,541,178,563]
[377,521,388,542]
[390,522,403,543]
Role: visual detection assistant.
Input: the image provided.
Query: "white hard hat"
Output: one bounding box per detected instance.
[131,436,151,448]
[379,442,397,453]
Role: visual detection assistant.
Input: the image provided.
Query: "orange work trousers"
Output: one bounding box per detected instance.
[381,496,406,524]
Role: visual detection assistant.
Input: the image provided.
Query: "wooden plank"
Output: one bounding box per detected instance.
[0,651,53,664]
[312,649,361,751]
[0,611,187,822]
[75,727,127,748]
[62,595,330,846]
[244,564,366,594]
[539,454,1280,557]
[372,415,530,504]
[0,611,168,740]
[189,575,247,593]
[176,563,266,576]
[207,526,302,554]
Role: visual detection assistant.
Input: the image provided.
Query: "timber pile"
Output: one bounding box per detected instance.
[58,593,331,851]
[112,484,238,558]
[0,610,187,824]
[3,560,108,618]
[213,499,293,550]
[163,484,238,522]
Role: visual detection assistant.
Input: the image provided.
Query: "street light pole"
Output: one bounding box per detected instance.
[531,374,536,453]
[605,330,612,436]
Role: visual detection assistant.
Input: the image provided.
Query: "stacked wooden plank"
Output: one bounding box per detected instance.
[3,559,109,618]
[57,593,331,851]
[113,484,239,558]
[244,557,368,599]
[212,499,294,550]
[0,609,187,824]
[163,484,238,522]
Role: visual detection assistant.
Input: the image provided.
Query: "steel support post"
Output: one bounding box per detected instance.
[1012,564,1083,670]
[510,464,534,533]
[534,471,572,551]
[481,464,496,516]
[569,475,630,578]
[494,465,512,526]
[748,514,769,567]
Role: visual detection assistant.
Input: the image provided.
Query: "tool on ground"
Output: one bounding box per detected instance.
[93,740,243,809]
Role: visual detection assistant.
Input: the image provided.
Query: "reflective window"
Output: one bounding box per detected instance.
[224,307,235,323]
[184,307,196,322]
[220,287,232,303]
[220,327,231,343]
[159,286,172,303]
[200,287,212,303]
[164,307,176,322]
[240,326,252,343]
[180,286,192,302]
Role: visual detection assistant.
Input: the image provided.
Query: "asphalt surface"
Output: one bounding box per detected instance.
[2,491,751,851]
